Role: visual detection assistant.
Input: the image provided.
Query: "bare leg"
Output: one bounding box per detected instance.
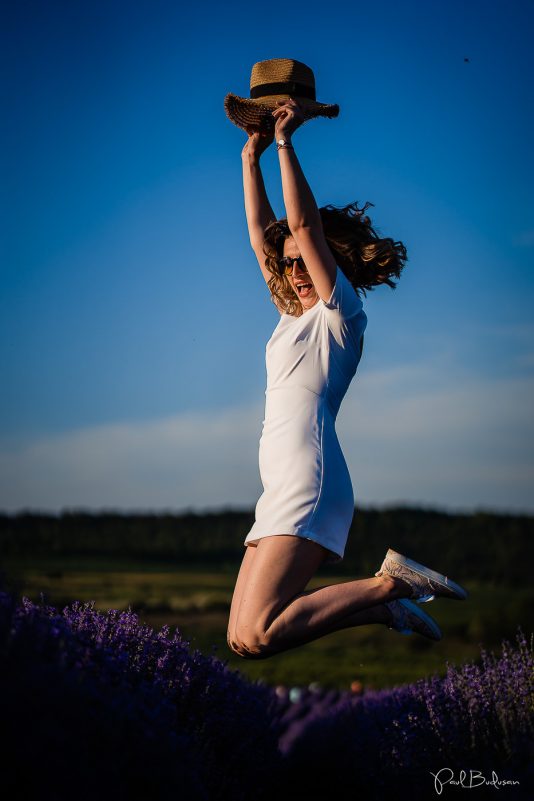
[227,542,256,649]
[229,535,407,659]
[262,578,398,655]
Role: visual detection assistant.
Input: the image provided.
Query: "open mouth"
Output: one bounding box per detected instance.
[296,282,313,298]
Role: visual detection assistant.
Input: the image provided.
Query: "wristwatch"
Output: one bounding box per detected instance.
[277,138,294,150]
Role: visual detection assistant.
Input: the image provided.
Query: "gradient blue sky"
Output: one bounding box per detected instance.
[1,0,533,514]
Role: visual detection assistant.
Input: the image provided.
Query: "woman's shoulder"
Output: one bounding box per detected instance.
[320,267,364,320]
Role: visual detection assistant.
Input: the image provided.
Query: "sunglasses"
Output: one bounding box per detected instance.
[276,255,307,276]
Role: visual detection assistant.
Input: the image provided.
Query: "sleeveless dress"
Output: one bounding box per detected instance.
[244,266,368,564]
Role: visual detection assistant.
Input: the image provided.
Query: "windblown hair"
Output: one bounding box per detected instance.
[262,201,408,317]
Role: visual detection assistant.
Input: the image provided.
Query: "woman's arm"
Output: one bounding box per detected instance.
[242,131,277,286]
[273,100,337,301]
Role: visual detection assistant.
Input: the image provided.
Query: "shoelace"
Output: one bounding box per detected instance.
[379,562,437,604]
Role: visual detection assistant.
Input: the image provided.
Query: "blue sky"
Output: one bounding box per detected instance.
[1,0,533,514]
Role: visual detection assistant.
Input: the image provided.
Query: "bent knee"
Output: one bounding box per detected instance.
[227,629,271,660]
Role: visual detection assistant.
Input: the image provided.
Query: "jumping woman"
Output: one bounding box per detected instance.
[224,59,467,660]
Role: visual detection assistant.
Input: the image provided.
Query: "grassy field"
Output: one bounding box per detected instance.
[2,556,532,691]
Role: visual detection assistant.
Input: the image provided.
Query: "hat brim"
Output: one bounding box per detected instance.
[224,92,339,132]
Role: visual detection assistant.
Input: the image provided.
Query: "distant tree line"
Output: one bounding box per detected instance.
[0,506,532,585]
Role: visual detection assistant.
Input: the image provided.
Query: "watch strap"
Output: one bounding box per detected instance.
[277,138,294,150]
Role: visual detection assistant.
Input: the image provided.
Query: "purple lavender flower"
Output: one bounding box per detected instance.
[1,586,532,801]
[0,591,283,801]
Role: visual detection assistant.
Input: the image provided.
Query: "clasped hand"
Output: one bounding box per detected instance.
[272,97,305,140]
[242,98,305,159]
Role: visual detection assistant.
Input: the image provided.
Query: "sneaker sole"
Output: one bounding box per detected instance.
[397,598,443,641]
[387,549,468,601]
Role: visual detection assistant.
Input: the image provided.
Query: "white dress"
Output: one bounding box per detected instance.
[244,266,368,564]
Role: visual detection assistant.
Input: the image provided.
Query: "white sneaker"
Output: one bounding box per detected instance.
[375,548,468,603]
[385,598,442,641]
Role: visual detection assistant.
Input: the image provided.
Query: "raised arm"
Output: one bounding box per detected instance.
[272,99,337,302]
[241,130,277,286]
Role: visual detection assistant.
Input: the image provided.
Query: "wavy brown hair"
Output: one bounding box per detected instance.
[262,201,408,316]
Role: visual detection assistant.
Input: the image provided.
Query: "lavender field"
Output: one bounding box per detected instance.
[1,589,532,800]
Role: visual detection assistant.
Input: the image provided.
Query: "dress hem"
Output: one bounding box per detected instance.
[243,528,344,564]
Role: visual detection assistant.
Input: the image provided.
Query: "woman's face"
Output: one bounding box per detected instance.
[283,237,319,311]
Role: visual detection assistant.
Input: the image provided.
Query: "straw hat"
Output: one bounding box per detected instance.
[224,58,339,133]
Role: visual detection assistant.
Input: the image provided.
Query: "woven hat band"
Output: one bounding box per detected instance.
[250,81,316,101]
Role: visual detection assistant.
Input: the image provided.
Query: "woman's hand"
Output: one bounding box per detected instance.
[242,127,274,160]
[272,98,305,141]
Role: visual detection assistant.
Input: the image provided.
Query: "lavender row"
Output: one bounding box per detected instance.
[0,591,283,801]
[1,588,532,800]
[272,630,533,798]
